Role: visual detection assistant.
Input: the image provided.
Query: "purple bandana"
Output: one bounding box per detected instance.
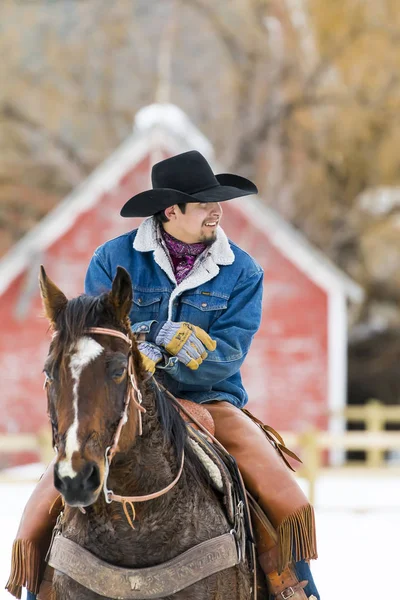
[161,229,207,284]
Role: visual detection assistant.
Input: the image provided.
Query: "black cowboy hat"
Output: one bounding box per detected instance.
[120,150,258,218]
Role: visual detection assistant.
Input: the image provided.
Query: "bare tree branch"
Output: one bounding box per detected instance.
[178,0,252,65]
[1,103,90,179]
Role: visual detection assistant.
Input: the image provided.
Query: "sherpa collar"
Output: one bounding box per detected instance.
[134,217,235,266]
[133,217,235,319]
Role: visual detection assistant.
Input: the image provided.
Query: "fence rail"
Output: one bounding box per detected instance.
[1,401,400,503]
[281,400,400,503]
[0,429,53,480]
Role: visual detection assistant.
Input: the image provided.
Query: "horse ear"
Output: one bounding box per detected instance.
[39,265,68,325]
[110,266,133,322]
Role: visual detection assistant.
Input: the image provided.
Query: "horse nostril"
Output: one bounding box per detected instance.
[53,461,100,495]
[53,465,66,492]
[84,462,100,491]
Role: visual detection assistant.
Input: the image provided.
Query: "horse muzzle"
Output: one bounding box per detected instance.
[54,460,102,507]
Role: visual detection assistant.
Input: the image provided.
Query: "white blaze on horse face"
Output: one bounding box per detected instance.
[57,337,104,479]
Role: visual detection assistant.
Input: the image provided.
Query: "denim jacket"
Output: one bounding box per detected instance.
[85,217,263,408]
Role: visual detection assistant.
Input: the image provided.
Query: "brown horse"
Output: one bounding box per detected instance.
[39,265,262,600]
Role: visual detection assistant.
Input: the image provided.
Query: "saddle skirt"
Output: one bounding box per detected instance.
[177,398,215,437]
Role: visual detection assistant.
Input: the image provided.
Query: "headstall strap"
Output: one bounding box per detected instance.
[83,327,145,461]
[84,326,132,347]
[81,326,185,520]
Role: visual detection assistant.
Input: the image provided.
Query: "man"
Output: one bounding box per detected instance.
[7,151,319,600]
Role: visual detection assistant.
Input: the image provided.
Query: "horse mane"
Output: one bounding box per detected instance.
[153,382,187,460]
[152,382,214,490]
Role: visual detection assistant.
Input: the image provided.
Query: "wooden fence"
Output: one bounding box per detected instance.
[0,429,53,481]
[1,401,400,501]
[282,400,400,503]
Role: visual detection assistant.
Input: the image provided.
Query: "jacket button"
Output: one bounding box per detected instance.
[138,298,142,303]
[201,302,207,307]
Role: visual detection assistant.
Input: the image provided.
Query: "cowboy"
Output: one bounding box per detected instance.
[7,151,319,600]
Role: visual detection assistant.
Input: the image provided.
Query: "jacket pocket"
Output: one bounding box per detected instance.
[130,290,162,325]
[179,293,228,330]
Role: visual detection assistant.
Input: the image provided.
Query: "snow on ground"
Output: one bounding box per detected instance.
[0,463,396,600]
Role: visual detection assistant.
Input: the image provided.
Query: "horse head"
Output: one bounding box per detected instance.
[39,265,144,508]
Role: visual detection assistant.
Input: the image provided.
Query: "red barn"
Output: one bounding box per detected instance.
[0,104,363,466]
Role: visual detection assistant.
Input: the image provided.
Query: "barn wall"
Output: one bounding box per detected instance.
[224,204,329,432]
[0,147,329,466]
[0,154,151,465]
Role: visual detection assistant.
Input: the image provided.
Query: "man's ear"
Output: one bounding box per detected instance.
[164,205,177,220]
[39,266,68,326]
[110,266,133,322]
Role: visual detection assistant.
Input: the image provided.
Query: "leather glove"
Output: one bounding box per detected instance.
[137,341,163,375]
[148,321,217,370]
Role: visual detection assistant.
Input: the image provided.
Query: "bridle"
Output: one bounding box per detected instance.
[48,326,185,527]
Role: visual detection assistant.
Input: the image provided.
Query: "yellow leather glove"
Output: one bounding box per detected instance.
[137,341,163,375]
[151,321,217,370]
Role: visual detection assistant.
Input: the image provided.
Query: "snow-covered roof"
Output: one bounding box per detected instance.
[0,103,363,302]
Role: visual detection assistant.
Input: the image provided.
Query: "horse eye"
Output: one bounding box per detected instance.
[112,368,126,380]
[106,354,128,380]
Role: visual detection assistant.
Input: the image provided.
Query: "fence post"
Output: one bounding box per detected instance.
[37,428,53,466]
[365,399,385,467]
[299,428,320,505]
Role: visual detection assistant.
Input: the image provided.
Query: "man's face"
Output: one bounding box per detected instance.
[163,202,223,244]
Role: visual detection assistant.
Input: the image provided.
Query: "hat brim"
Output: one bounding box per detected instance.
[120,173,258,218]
